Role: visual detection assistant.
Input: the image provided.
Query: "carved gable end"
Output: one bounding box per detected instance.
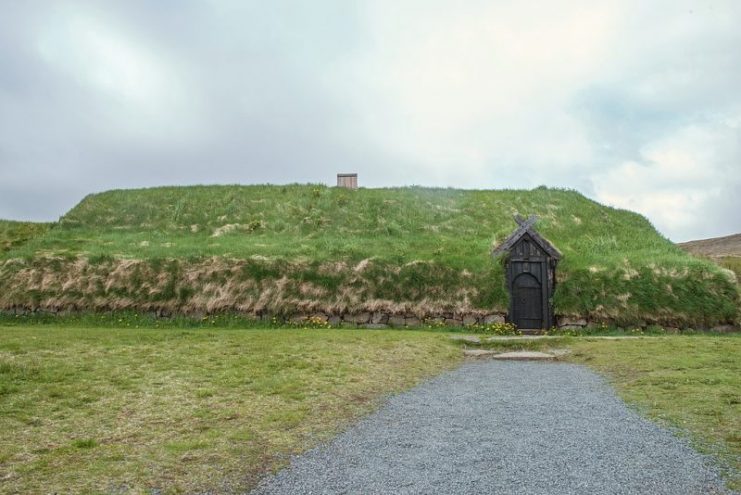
[512,234,546,259]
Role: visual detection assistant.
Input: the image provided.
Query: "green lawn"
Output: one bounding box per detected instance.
[0,326,460,494]
[1,328,738,493]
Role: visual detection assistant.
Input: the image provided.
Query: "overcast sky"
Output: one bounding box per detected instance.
[1,1,739,242]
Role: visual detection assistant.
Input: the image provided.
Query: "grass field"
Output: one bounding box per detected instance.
[1,327,739,493]
[0,326,460,494]
[0,185,737,327]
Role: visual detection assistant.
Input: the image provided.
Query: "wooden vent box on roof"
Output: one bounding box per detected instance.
[336,173,358,189]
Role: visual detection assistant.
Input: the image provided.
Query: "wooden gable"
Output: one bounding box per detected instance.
[491,215,561,260]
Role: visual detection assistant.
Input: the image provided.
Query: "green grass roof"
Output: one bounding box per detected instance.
[0,184,737,326]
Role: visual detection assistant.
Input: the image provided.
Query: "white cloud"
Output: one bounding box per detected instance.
[324,0,741,238]
[1,1,740,240]
[331,1,620,183]
[593,122,741,241]
[35,6,204,143]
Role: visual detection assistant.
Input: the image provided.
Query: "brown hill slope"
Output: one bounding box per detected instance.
[679,233,741,287]
[679,233,741,258]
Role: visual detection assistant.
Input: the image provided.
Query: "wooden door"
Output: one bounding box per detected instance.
[512,272,543,329]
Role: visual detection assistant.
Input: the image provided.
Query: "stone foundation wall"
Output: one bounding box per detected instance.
[2,306,508,329]
[2,306,737,332]
[284,313,737,332]
[280,311,508,329]
[555,316,737,333]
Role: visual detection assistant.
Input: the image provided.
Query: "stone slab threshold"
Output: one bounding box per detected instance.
[462,349,563,360]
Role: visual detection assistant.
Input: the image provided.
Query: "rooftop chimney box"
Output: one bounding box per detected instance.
[337,173,358,189]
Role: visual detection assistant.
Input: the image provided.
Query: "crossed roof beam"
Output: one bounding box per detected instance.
[491,214,562,259]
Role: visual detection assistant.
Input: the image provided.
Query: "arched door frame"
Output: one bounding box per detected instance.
[510,269,544,330]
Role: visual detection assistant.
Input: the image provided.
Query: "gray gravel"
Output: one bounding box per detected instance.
[250,361,733,495]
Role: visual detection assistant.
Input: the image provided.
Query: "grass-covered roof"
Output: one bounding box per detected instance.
[0,185,737,326]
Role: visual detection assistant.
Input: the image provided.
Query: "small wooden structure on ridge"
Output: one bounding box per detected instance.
[337,173,358,189]
[492,215,561,331]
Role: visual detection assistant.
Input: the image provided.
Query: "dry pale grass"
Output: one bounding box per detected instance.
[0,256,501,317]
[0,326,461,494]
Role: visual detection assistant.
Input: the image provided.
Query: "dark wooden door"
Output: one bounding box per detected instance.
[512,273,543,329]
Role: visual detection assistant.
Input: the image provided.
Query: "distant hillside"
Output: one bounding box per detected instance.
[0,185,737,327]
[679,233,741,287]
[679,233,741,258]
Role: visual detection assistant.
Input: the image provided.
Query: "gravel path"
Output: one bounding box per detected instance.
[250,361,733,495]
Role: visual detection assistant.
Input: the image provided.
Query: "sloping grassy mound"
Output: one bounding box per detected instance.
[0,185,737,326]
[0,220,51,254]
